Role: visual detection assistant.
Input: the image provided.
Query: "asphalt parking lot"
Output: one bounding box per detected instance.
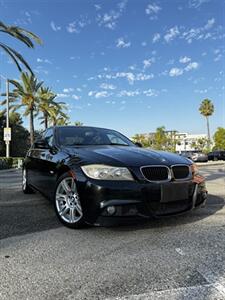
[0,164,225,300]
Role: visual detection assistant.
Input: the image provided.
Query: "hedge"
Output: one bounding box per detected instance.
[0,157,24,170]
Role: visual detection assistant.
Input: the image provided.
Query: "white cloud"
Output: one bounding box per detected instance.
[143,58,155,69]
[116,37,131,48]
[143,89,158,97]
[194,89,208,94]
[145,3,161,19]
[96,0,127,30]
[57,93,70,98]
[50,21,61,32]
[185,62,199,71]
[37,58,52,64]
[96,71,154,85]
[152,33,160,43]
[63,88,74,93]
[94,4,101,10]
[67,22,78,33]
[136,73,154,81]
[204,18,215,30]
[164,26,180,42]
[179,56,191,64]
[188,0,210,8]
[118,90,140,97]
[169,67,183,77]
[182,19,216,43]
[88,90,111,98]
[100,83,116,90]
[169,61,199,77]
[95,91,111,98]
[72,94,81,100]
[214,54,222,62]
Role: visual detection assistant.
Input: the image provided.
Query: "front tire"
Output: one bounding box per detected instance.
[22,168,34,194]
[54,173,86,229]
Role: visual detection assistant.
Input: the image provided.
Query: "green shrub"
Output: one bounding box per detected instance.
[0,157,24,170]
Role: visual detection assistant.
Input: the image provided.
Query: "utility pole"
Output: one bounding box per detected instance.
[6,79,10,158]
[1,75,11,158]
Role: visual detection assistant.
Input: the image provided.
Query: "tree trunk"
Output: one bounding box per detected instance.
[30,110,34,145]
[44,112,48,129]
[206,116,210,148]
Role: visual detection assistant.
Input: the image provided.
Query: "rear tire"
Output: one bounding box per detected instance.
[22,168,34,194]
[54,173,86,229]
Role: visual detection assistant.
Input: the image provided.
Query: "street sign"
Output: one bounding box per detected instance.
[4,127,11,141]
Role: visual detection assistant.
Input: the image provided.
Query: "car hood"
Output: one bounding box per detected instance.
[64,145,192,167]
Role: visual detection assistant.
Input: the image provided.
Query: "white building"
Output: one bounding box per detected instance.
[175,133,207,152]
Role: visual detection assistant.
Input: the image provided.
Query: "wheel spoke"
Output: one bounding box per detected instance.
[71,179,76,193]
[69,208,75,223]
[59,206,69,216]
[75,202,83,216]
[61,180,71,194]
[56,193,67,202]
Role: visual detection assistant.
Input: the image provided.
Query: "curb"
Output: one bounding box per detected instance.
[0,168,22,174]
[196,161,224,167]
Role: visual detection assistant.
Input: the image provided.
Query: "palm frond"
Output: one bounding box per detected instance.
[0,42,33,74]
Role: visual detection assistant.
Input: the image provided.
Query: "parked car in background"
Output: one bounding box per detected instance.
[23,126,207,229]
[208,150,225,161]
[180,151,208,162]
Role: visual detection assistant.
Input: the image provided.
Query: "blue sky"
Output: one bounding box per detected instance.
[0,0,224,137]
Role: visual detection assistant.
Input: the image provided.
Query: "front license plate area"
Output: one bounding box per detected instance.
[161,182,189,203]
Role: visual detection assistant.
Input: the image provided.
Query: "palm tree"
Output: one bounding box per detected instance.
[199,99,214,147]
[0,20,42,73]
[48,105,69,126]
[37,87,64,129]
[74,121,83,126]
[1,72,43,144]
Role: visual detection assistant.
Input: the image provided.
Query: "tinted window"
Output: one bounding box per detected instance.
[57,127,134,147]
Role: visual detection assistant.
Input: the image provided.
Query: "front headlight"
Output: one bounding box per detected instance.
[81,164,134,181]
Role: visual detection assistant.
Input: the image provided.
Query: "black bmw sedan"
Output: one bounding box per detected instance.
[23,126,207,228]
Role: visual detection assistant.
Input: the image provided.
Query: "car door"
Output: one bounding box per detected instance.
[36,128,59,199]
[27,130,46,189]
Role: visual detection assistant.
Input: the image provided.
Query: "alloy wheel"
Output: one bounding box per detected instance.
[55,177,83,224]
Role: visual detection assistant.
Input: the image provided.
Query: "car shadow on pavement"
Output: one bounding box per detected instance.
[0,189,224,240]
[0,190,62,240]
[107,194,225,232]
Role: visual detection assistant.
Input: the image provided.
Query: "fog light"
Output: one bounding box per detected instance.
[107,206,116,215]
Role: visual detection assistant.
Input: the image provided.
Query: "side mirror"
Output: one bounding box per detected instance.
[34,139,50,149]
[135,142,143,148]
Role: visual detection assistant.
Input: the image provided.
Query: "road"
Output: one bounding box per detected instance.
[0,164,225,300]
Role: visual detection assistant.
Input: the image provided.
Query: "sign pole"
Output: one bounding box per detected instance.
[6,79,10,158]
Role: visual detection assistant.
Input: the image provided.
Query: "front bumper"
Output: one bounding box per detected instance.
[77,177,207,225]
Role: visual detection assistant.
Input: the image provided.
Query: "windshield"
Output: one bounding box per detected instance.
[57,127,135,147]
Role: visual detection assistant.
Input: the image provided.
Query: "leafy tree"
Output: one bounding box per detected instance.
[132,133,152,147]
[0,112,29,157]
[1,72,43,145]
[37,87,63,129]
[74,121,84,126]
[191,137,209,153]
[153,126,168,150]
[213,127,225,150]
[199,99,214,147]
[0,20,42,73]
